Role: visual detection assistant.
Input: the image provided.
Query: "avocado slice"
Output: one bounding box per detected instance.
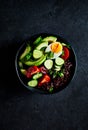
[24,54,47,66]
[36,41,48,50]
[18,61,23,68]
[20,45,31,60]
[20,69,27,75]
[42,36,57,42]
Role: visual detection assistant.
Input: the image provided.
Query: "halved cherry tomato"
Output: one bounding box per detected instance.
[38,74,50,87]
[26,66,40,78]
[61,46,70,60]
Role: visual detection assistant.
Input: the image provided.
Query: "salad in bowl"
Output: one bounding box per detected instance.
[15,34,76,94]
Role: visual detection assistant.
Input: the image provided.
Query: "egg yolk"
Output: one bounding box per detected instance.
[51,42,62,53]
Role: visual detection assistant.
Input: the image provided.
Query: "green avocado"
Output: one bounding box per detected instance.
[42,36,57,42]
[20,45,31,60]
[20,69,27,75]
[24,54,47,66]
[36,41,48,50]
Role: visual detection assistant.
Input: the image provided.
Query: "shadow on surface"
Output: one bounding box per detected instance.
[0,40,33,100]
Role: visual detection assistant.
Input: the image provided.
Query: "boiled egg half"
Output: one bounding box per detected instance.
[45,42,63,59]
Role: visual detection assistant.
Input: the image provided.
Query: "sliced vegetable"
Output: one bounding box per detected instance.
[55,57,64,66]
[38,74,50,86]
[28,79,38,87]
[24,54,47,66]
[33,49,43,59]
[20,69,27,75]
[55,65,61,69]
[55,66,61,71]
[20,44,31,60]
[33,36,42,45]
[26,66,40,78]
[61,46,70,60]
[44,59,53,69]
[19,61,23,68]
[42,36,57,42]
[33,73,43,79]
[36,41,48,50]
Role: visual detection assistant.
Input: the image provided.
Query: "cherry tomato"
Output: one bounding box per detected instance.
[26,66,40,78]
[61,46,70,60]
[38,74,50,86]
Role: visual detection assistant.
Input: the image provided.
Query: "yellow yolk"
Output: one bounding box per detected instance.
[51,42,62,53]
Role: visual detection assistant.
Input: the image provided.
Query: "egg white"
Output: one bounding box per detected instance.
[45,44,62,59]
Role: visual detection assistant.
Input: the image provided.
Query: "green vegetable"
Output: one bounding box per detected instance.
[44,59,53,69]
[20,69,27,75]
[55,57,64,66]
[62,43,70,48]
[46,51,54,59]
[49,87,54,93]
[49,69,53,75]
[33,49,43,59]
[33,73,43,79]
[33,36,42,45]
[28,80,38,87]
[19,61,23,68]
[42,36,57,42]
[53,71,57,78]
[24,54,47,66]
[54,65,61,71]
[24,53,32,60]
[36,42,48,50]
[20,44,31,60]
[55,67,61,71]
[58,72,64,77]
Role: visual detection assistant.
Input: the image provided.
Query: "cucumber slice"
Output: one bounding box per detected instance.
[55,57,64,66]
[44,59,53,69]
[55,67,61,71]
[55,65,61,68]
[33,49,43,59]
[54,65,61,71]
[42,36,57,42]
[28,80,38,87]
[33,73,43,80]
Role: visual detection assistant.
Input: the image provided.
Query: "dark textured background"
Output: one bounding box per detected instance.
[0,0,88,130]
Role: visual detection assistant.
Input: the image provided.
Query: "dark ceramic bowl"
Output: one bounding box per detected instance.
[15,33,77,94]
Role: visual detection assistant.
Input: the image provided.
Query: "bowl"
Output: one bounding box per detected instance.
[15,33,76,94]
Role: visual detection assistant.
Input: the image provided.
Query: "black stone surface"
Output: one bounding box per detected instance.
[0,0,88,130]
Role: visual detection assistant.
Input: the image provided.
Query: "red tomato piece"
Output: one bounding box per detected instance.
[26,66,40,78]
[38,74,50,86]
[61,46,70,60]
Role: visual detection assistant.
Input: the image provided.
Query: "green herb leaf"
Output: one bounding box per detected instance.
[49,87,54,93]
